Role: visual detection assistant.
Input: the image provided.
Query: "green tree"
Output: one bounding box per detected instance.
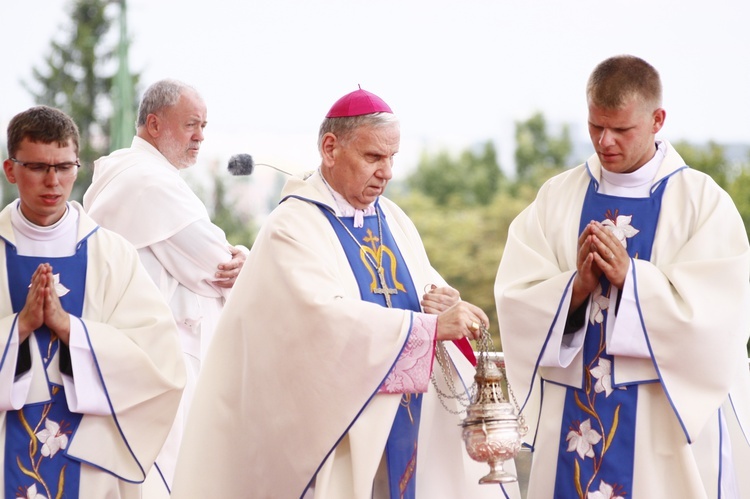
[392,188,529,348]
[676,140,750,240]
[211,174,257,249]
[674,140,733,189]
[186,164,257,249]
[514,112,572,185]
[406,141,504,207]
[727,158,750,243]
[21,0,139,202]
[724,150,750,354]
[110,0,137,152]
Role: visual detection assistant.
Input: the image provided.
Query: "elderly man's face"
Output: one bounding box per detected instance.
[155,90,207,169]
[324,123,400,209]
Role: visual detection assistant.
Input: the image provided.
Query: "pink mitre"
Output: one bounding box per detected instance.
[326,86,393,118]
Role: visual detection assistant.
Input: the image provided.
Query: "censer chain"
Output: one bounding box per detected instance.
[431,325,527,432]
[504,369,528,435]
[430,340,475,415]
[475,328,528,434]
[430,324,496,415]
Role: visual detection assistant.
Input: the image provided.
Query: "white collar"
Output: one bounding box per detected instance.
[599,141,666,197]
[318,170,376,228]
[10,201,79,256]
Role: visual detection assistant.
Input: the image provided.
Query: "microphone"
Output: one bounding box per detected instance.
[228,153,292,176]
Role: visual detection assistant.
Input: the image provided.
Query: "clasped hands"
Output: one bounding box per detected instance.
[18,263,70,344]
[571,220,627,311]
[421,284,489,342]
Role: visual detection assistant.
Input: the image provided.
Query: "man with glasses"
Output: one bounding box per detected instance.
[8,157,80,176]
[0,105,185,497]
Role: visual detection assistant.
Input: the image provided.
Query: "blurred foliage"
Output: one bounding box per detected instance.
[728,168,750,241]
[674,140,750,238]
[394,113,572,348]
[407,141,506,206]
[673,140,733,189]
[391,189,532,349]
[515,112,572,187]
[208,174,257,249]
[19,0,140,203]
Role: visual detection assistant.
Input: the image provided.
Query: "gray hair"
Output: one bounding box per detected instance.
[317,112,399,150]
[136,79,198,127]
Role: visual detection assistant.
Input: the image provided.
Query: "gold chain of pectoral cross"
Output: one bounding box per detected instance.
[325,205,398,308]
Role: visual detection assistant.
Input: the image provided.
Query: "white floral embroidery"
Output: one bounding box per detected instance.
[589,284,609,325]
[587,480,625,499]
[36,419,68,458]
[590,358,614,397]
[24,484,47,499]
[566,418,602,459]
[52,273,69,297]
[601,215,639,249]
[26,484,47,499]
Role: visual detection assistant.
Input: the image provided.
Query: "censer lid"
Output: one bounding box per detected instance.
[475,358,503,383]
[461,356,519,427]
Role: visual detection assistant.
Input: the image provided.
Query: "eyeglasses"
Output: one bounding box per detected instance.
[9,157,80,178]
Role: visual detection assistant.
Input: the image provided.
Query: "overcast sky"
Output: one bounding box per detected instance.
[2,0,749,176]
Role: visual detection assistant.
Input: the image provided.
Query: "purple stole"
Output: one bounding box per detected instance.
[320,204,423,499]
[551,173,670,497]
[3,239,89,499]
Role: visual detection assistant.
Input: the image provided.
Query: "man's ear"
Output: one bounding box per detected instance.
[3,159,17,184]
[320,132,337,168]
[145,113,161,138]
[652,108,666,134]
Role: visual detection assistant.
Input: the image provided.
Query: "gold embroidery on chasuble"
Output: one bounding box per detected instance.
[360,228,406,307]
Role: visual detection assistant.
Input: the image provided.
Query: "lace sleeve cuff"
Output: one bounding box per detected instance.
[378,313,437,394]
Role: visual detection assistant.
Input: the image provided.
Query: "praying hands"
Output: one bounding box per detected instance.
[17,263,70,343]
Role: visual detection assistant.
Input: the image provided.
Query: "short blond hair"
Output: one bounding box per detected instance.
[586,55,662,109]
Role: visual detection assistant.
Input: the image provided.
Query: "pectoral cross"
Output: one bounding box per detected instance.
[374,266,398,308]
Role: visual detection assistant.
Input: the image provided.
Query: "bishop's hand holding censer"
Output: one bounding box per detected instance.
[432,323,527,484]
